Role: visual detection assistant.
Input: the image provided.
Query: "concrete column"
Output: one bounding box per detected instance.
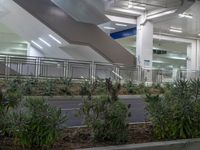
[196,40,200,70]
[187,42,197,71]
[136,15,153,83]
[187,40,198,79]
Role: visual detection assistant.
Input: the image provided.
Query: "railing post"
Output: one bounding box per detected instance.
[35,57,40,78]
[64,60,69,78]
[91,61,95,83]
[5,56,10,77]
[116,66,120,83]
[137,66,142,84]
[19,60,22,76]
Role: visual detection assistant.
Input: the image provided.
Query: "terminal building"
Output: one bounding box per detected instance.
[0,0,198,83]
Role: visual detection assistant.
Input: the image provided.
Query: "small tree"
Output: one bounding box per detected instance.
[13,98,67,149]
[146,79,200,140]
[80,79,130,143]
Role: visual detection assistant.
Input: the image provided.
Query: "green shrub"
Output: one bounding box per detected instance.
[80,79,129,143]
[95,79,107,95]
[13,98,67,149]
[146,79,200,140]
[0,84,22,136]
[43,79,55,96]
[80,80,92,96]
[124,81,137,94]
[22,77,38,96]
[7,76,22,93]
[59,78,72,95]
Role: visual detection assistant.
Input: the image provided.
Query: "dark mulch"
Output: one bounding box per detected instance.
[0,123,153,150]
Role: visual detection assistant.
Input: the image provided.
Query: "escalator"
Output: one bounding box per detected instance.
[13,0,136,65]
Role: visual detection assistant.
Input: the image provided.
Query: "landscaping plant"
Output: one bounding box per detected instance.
[80,79,130,143]
[43,79,55,96]
[79,80,92,96]
[59,78,72,95]
[124,81,138,94]
[22,77,38,96]
[13,97,67,149]
[0,80,22,137]
[146,79,200,140]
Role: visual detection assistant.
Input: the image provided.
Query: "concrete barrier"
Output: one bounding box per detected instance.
[79,138,200,150]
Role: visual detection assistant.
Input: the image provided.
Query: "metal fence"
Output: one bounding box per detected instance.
[0,55,137,82]
[0,55,199,84]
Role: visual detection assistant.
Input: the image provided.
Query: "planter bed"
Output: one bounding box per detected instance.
[0,123,153,150]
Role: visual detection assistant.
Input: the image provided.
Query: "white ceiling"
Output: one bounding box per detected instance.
[154,1,200,38]
[96,0,200,39]
[109,0,181,12]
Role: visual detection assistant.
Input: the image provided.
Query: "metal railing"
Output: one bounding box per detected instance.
[0,55,138,82]
[0,54,199,84]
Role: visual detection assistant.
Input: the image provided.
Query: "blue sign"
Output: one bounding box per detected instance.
[110,27,137,39]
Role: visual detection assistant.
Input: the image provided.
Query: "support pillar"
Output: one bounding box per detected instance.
[187,40,198,79]
[136,16,153,83]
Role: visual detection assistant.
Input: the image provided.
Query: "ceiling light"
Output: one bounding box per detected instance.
[31,41,43,49]
[103,26,116,30]
[198,33,200,36]
[179,13,193,19]
[115,23,127,27]
[170,27,182,30]
[128,0,133,8]
[133,6,146,10]
[49,34,62,44]
[169,29,182,33]
[39,38,51,47]
[112,8,142,15]
[147,10,176,19]
[128,4,132,8]
[169,27,182,33]
[170,57,186,60]
[152,60,165,64]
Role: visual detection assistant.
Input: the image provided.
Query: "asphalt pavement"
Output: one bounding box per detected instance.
[48,95,148,127]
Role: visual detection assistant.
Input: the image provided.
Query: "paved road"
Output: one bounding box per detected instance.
[48,95,148,127]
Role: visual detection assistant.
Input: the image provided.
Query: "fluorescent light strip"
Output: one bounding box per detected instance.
[31,41,43,49]
[133,6,146,10]
[112,8,141,15]
[49,34,62,44]
[170,27,182,30]
[169,27,182,33]
[115,23,127,27]
[152,60,165,64]
[179,13,193,19]
[128,0,132,8]
[147,10,176,19]
[170,57,186,60]
[169,29,182,33]
[39,38,51,47]
[103,26,116,30]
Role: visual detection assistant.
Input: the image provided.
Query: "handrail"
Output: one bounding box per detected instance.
[0,54,199,84]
